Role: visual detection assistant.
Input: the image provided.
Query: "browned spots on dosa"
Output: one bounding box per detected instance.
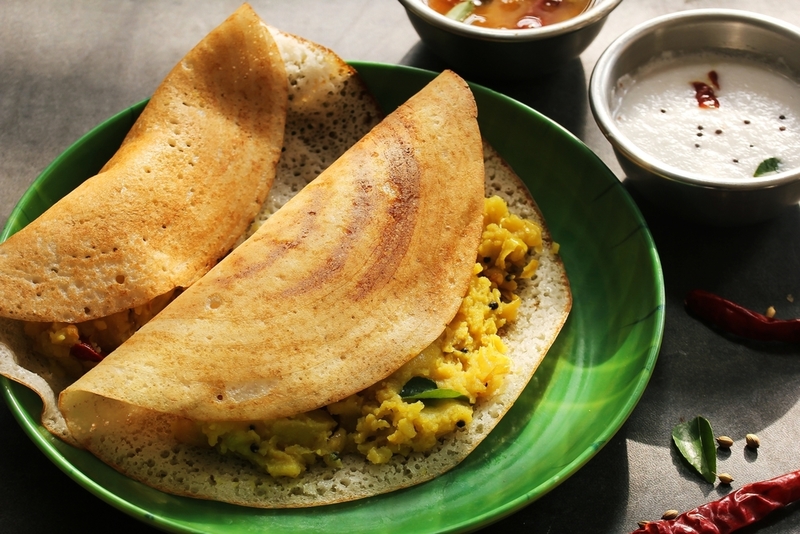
[284,134,420,299]
[210,132,420,301]
[352,140,419,300]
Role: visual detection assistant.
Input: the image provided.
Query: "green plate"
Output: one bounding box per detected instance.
[1,62,664,533]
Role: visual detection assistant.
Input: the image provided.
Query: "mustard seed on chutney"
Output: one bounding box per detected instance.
[429,0,592,29]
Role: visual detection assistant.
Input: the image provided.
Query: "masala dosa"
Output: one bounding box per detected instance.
[0,4,287,324]
[56,72,571,508]
[0,2,289,444]
[61,69,485,423]
[0,6,384,446]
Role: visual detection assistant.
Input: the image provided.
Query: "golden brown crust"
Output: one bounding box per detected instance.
[60,70,486,426]
[49,140,571,508]
[0,4,288,323]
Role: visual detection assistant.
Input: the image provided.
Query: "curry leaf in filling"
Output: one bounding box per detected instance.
[400,376,469,402]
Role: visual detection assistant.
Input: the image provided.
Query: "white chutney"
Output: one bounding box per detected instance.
[613,52,800,179]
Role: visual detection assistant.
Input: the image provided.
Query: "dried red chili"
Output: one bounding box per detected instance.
[69,341,104,362]
[684,289,800,343]
[691,71,721,108]
[692,82,720,109]
[631,469,800,534]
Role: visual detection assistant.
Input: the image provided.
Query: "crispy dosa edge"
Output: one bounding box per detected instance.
[50,141,571,507]
[60,70,485,428]
[0,3,287,323]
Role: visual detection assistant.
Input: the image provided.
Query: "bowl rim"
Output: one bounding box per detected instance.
[589,8,800,191]
[397,0,624,42]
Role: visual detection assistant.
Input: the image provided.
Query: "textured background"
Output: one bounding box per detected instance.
[1,1,800,532]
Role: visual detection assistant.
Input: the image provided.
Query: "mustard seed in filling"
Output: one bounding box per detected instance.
[201,195,545,477]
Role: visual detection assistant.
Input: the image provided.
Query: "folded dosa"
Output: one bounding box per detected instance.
[0,4,287,324]
[55,134,571,509]
[61,70,485,427]
[0,8,384,446]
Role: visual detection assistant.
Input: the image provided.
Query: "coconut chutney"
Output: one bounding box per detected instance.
[613,52,800,179]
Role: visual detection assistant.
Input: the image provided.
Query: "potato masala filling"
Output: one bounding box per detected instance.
[22,289,177,377]
[200,195,546,478]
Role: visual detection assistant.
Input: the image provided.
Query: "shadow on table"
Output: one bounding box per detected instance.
[479,428,631,533]
[622,183,800,447]
[398,41,589,139]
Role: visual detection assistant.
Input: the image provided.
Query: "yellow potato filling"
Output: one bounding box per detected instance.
[22,289,176,376]
[201,195,545,478]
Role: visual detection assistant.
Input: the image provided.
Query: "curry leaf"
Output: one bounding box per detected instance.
[407,388,469,401]
[672,416,717,484]
[400,377,468,402]
[754,157,781,177]
[400,376,437,397]
[445,1,474,22]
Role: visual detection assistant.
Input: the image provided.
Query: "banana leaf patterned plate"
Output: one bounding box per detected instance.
[1,62,664,533]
